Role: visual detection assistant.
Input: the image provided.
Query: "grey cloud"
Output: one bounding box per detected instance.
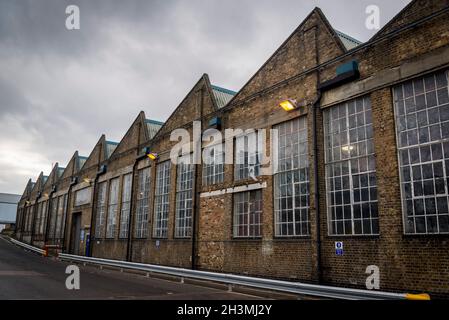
[0,0,411,194]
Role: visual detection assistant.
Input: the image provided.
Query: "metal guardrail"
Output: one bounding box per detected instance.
[58,253,428,300]
[9,238,45,255]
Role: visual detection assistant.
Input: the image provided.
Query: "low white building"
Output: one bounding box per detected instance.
[0,193,21,231]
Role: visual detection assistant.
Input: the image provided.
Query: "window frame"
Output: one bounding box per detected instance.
[119,173,133,239]
[48,197,59,239]
[233,190,263,239]
[134,167,151,239]
[153,161,171,239]
[323,96,379,237]
[393,70,449,235]
[175,154,195,239]
[273,116,310,238]
[106,178,120,239]
[234,131,263,181]
[202,143,225,186]
[95,182,108,239]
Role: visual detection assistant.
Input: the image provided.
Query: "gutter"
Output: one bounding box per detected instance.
[312,90,323,284]
[312,25,323,284]
[191,87,204,270]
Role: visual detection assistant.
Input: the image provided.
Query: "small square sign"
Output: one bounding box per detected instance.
[335,241,344,256]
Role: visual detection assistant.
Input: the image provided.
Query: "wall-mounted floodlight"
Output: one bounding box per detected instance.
[279,99,299,112]
[83,178,92,184]
[147,152,159,161]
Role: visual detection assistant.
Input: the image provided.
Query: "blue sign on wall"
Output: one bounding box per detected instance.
[335,241,344,256]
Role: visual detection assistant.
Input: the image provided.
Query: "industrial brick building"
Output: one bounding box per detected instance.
[14,0,449,297]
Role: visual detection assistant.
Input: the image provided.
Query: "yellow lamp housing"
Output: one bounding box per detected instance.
[279,99,299,112]
[147,152,159,161]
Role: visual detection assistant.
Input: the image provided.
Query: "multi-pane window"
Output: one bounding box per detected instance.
[23,207,27,232]
[394,70,449,234]
[119,174,132,238]
[154,161,171,238]
[135,168,150,238]
[48,197,58,239]
[106,178,120,238]
[233,190,262,238]
[75,187,91,206]
[26,206,33,232]
[27,206,33,233]
[95,182,107,238]
[175,155,194,238]
[202,143,224,186]
[34,202,43,235]
[55,195,66,239]
[235,132,262,181]
[59,195,67,239]
[274,117,310,237]
[324,96,378,235]
[39,201,47,235]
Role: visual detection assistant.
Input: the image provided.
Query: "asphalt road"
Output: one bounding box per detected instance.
[0,236,263,300]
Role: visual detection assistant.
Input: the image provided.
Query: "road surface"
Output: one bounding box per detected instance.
[0,236,263,300]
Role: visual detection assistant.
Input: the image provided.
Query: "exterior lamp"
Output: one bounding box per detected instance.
[279,99,299,112]
[83,178,92,184]
[147,152,159,161]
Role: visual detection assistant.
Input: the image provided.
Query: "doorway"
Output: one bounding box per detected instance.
[70,212,81,255]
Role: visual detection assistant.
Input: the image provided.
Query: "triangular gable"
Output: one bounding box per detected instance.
[30,172,45,195]
[59,151,78,180]
[42,163,59,190]
[152,74,218,140]
[370,0,449,41]
[109,112,149,158]
[229,7,347,104]
[79,135,106,171]
[20,179,34,200]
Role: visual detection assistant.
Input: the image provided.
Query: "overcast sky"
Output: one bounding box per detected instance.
[0,0,411,194]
